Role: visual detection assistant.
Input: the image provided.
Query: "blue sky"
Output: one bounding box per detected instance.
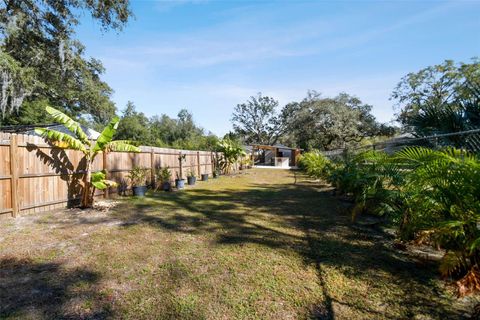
[77,0,480,135]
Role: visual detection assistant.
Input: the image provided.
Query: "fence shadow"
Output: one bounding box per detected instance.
[0,257,109,319]
[26,143,85,208]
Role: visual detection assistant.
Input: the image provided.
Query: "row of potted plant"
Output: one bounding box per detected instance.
[126,166,221,196]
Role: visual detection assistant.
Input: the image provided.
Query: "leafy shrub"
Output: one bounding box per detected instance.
[314,146,480,294]
[327,151,404,221]
[240,157,253,169]
[155,167,172,183]
[395,147,480,289]
[127,166,148,187]
[298,150,331,180]
[216,138,246,174]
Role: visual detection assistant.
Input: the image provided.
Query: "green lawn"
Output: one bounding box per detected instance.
[0,169,472,319]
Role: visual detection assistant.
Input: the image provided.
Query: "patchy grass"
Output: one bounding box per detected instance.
[0,169,475,319]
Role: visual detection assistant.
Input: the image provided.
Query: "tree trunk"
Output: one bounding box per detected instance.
[81,160,94,208]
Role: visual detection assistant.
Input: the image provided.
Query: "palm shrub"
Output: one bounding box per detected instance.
[36,106,140,208]
[310,145,480,294]
[325,152,358,194]
[298,150,331,180]
[326,150,404,221]
[395,147,480,291]
[348,151,404,221]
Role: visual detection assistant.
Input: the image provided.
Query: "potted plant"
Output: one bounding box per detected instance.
[213,169,221,179]
[127,166,148,197]
[155,167,172,191]
[175,172,185,189]
[201,173,209,181]
[187,170,196,186]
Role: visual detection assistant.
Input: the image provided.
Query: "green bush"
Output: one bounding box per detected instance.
[314,146,480,291]
[298,150,331,180]
[327,151,404,221]
[216,138,246,174]
[395,147,480,280]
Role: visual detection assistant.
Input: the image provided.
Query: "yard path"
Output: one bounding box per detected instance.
[0,169,473,319]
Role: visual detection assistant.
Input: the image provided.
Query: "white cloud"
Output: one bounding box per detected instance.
[98,1,461,72]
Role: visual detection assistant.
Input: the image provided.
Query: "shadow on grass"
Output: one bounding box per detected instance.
[32,171,465,319]
[0,257,110,319]
[117,258,208,320]
[119,178,462,319]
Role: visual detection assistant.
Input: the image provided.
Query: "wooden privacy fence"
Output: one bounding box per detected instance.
[0,132,218,218]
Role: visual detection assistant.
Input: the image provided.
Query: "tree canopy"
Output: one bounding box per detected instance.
[0,0,132,126]
[231,91,394,151]
[114,102,218,151]
[287,92,394,150]
[392,59,480,136]
[231,93,289,145]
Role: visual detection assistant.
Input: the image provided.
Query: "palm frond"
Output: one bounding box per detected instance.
[104,140,141,153]
[395,146,436,164]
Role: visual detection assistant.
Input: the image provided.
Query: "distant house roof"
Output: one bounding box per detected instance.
[273,143,295,150]
[250,143,302,151]
[0,123,100,140]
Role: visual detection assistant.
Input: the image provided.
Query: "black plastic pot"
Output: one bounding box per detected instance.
[187,176,196,185]
[175,179,185,189]
[201,173,209,181]
[162,181,171,191]
[132,185,147,197]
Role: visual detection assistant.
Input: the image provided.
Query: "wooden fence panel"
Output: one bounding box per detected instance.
[0,133,219,218]
[0,138,12,216]
[0,133,12,217]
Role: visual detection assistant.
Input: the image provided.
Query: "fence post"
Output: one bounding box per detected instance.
[9,134,19,217]
[103,151,109,198]
[197,151,201,176]
[150,147,155,187]
[179,151,183,179]
[211,152,215,174]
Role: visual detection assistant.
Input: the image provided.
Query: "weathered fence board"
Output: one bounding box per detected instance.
[0,133,218,218]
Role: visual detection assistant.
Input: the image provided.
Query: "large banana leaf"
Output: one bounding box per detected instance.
[91,171,118,190]
[104,140,141,153]
[92,117,120,153]
[35,128,87,152]
[45,106,89,144]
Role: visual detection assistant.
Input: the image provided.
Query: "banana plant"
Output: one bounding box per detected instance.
[36,106,140,208]
[216,138,246,174]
